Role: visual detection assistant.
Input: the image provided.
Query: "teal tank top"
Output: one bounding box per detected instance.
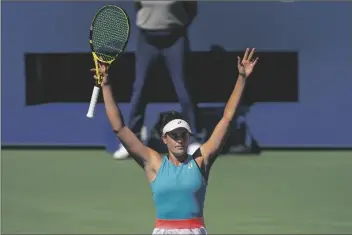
[151,155,208,219]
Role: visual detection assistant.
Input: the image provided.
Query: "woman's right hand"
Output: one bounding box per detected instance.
[90,62,109,86]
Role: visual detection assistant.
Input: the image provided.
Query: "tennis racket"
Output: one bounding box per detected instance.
[86,5,130,118]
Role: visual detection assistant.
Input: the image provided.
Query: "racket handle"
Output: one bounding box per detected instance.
[86,86,100,118]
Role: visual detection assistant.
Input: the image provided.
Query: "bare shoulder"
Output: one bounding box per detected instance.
[144,148,164,182]
[147,148,163,172]
[192,148,206,168]
[148,148,163,167]
[192,148,214,181]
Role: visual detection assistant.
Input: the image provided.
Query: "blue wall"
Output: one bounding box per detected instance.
[2,1,352,147]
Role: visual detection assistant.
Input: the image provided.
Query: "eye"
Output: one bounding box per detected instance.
[180,132,188,138]
[170,133,178,139]
[168,131,189,140]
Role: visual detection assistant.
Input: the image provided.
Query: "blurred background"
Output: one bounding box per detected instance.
[2,1,352,234]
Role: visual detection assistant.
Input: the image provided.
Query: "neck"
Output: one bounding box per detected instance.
[168,152,188,166]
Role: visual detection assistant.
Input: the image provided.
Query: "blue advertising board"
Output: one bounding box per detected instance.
[2,2,351,147]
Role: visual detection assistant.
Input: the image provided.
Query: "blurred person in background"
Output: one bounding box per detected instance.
[113,1,200,159]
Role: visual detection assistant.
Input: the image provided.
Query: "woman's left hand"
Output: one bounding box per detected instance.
[237,48,259,79]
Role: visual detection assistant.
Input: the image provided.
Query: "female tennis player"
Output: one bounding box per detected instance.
[92,48,259,234]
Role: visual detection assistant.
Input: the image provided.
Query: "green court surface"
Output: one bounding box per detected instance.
[2,150,352,234]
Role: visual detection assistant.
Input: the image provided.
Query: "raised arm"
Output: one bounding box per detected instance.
[92,63,159,168]
[200,48,259,166]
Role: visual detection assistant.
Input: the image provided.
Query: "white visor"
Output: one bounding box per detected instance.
[162,119,192,135]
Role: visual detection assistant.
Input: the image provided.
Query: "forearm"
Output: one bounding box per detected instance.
[223,75,246,121]
[101,84,125,132]
[200,76,246,160]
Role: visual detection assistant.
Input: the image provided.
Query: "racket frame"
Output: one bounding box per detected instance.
[86,5,130,118]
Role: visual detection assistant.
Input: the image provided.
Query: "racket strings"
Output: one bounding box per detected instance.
[92,7,129,62]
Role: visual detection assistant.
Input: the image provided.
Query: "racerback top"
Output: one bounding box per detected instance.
[150,154,208,219]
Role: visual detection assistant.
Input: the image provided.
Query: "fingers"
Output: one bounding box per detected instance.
[98,63,106,70]
[243,48,250,61]
[252,57,259,66]
[91,66,107,73]
[97,61,108,69]
[248,48,256,61]
[91,66,107,74]
[237,56,241,66]
[97,63,109,75]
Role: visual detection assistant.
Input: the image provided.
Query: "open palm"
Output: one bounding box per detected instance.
[237,48,259,79]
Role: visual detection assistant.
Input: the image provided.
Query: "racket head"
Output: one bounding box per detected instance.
[89,5,130,66]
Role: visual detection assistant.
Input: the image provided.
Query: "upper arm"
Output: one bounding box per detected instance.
[199,118,232,166]
[116,126,159,168]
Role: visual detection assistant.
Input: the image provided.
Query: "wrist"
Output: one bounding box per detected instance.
[239,72,246,79]
[101,82,110,87]
[101,74,109,86]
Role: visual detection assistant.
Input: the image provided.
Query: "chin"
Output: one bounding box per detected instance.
[173,148,187,157]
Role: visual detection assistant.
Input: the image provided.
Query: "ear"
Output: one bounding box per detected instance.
[162,134,168,144]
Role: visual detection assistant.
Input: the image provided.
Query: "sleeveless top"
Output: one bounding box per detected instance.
[150,155,208,219]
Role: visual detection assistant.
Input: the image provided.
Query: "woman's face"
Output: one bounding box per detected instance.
[162,128,190,157]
